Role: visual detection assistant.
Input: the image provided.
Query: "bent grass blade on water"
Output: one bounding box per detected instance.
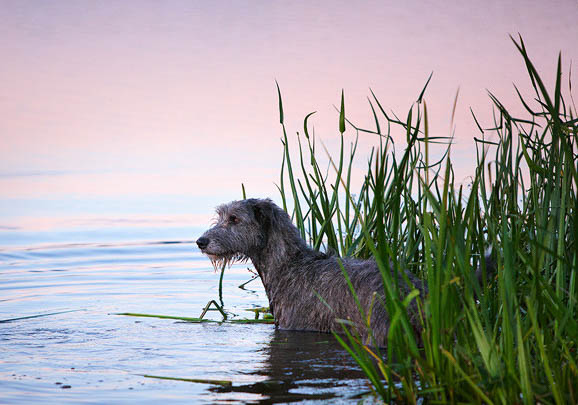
[115,312,274,324]
[139,374,232,387]
[0,309,85,323]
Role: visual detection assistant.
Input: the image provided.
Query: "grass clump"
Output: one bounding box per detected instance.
[276,35,577,404]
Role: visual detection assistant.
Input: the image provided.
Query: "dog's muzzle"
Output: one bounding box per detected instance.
[196,237,210,250]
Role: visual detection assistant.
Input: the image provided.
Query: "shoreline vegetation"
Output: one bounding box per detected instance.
[276,35,577,404]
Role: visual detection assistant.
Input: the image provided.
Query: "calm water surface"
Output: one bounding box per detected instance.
[0,220,371,403]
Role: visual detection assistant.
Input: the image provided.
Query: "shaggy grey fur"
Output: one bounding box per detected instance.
[196,198,426,344]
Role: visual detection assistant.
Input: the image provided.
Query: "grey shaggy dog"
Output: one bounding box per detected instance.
[196,198,426,344]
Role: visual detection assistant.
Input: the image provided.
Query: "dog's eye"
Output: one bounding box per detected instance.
[229,214,238,224]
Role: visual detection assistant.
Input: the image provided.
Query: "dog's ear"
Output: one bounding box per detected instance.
[248,199,273,231]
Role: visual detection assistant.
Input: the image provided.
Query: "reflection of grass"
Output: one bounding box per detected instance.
[276,35,577,403]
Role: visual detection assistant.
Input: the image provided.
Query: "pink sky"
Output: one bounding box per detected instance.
[1,1,577,214]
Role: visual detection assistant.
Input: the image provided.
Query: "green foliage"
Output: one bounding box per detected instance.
[276,35,577,404]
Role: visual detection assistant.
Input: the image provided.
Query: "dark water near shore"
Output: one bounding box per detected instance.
[0,222,371,403]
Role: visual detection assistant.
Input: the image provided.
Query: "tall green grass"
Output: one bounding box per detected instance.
[276,35,577,403]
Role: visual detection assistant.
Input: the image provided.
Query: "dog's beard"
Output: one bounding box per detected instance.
[206,253,249,272]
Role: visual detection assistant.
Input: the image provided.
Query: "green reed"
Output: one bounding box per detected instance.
[276,35,577,404]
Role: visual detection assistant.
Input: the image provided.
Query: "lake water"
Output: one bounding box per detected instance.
[0,211,372,404]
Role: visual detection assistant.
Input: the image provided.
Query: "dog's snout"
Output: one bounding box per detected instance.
[196,237,210,250]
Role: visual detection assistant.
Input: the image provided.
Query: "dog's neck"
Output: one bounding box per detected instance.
[249,226,311,285]
[248,229,312,323]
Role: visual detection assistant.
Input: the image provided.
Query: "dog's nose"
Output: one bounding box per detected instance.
[196,237,210,250]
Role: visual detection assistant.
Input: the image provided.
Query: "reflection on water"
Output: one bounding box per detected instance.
[0,225,371,404]
[213,330,369,403]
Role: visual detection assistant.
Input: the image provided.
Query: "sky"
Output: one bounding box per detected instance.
[1,1,577,226]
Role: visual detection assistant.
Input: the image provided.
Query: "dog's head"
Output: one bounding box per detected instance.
[196,198,279,269]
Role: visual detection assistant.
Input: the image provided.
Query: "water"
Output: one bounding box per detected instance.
[0,219,371,403]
